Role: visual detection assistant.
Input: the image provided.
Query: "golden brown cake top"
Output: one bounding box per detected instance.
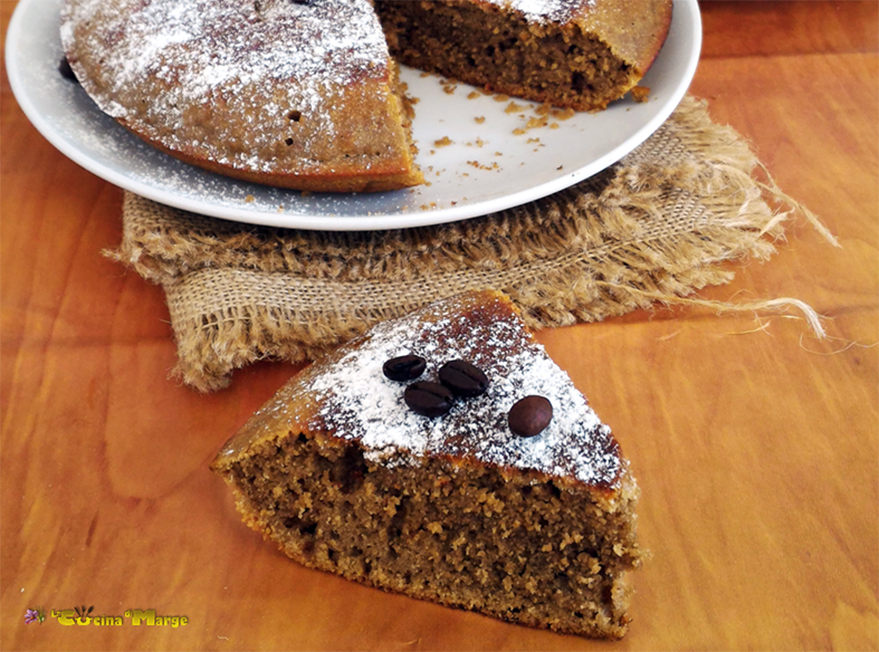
[60,0,393,176]
[215,290,623,490]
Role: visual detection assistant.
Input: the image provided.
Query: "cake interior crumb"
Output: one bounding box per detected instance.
[228,430,640,638]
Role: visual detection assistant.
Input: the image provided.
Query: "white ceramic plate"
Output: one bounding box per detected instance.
[6,0,701,231]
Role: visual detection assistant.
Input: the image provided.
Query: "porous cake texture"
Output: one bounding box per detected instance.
[212,290,643,638]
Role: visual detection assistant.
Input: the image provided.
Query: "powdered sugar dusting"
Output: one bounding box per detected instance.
[60,0,390,174]
[483,0,596,24]
[302,294,621,487]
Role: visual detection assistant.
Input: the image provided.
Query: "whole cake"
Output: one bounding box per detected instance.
[60,0,672,193]
[211,290,643,638]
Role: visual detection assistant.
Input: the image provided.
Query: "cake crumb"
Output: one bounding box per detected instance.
[631,85,651,103]
[551,107,576,120]
[474,116,486,124]
[467,160,500,171]
[434,136,454,147]
[526,115,548,129]
[245,194,255,203]
[504,101,526,114]
[467,91,481,100]
[441,79,458,94]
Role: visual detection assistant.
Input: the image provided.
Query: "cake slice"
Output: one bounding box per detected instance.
[211,290,643,639]
[60,0,671,192]
[376,0,674,111]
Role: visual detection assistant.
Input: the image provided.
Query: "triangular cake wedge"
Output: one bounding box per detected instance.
[211,290,643,639]
[60,0,423,192]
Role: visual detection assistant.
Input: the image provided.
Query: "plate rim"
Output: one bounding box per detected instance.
[6,0,702,231]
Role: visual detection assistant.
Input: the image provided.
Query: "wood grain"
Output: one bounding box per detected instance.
[2,1,877,650]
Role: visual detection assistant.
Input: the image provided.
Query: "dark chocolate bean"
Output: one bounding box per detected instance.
[404,381,454,417]
[383,354,427,382]
[438,359,488,397]
[508,395,553,437]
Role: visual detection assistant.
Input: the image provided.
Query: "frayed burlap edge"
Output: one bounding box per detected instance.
[107,96,836,391]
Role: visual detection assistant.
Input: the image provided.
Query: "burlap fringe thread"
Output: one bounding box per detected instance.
[108,96,837,392]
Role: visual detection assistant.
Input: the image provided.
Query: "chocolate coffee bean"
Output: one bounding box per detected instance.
[404,381,454,417]
[508,395,553,437]
[438,360,488,397]
[383,354,427,382]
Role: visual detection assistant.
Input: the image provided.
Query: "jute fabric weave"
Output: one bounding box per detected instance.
[108,96,833,392]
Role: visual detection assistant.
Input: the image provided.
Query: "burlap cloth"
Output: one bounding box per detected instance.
[108,96,835,392]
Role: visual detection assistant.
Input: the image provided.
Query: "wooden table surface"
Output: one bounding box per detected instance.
[2,1,877,650]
